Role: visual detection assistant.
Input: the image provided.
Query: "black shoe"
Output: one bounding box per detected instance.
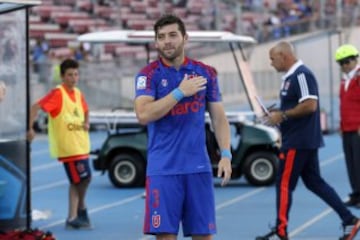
[65,217,86,229]
[344,198,360,207]
[344,193,360,207]
[340,218,360,240]
[256,228,288,240]
[77,208,93,229]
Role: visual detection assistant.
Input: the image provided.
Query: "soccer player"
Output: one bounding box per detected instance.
[256,41,360,240]
[134,14,232,240]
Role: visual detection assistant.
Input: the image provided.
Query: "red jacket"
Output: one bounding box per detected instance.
[339,66,360,132]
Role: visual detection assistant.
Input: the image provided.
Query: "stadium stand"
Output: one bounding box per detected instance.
[28,0,358,64]
[29,23,61,39]
[50,12,91,28]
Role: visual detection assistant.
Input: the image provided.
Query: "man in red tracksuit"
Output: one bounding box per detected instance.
[335,44,360,207]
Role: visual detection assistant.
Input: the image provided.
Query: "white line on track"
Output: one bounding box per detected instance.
[320,153,344,167]
[33,152,346,238]
[289,208,334,238]
[38,193,144,229]
[289,153,345,238]
[32,180,68,192]
[216,187,266,210]
[32,162,59,172]
[32,173,102,192]
[31,149,49,156]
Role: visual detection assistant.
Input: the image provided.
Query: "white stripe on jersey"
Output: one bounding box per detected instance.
[297,73,309,98]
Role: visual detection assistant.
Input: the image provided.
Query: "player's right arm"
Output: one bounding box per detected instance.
[134,74,207,125]
[135,95,177,125]
[27,103,42,142]
[27,88,62,141]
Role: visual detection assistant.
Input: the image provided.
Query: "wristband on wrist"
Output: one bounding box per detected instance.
[171,88,184,102]
[221,149,232,160]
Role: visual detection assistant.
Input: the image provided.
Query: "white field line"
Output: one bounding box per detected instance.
[289,153,345,238]
[32,173,102,192]
[215,187,266,210]
[31,149,49,156]
[32,162,59,172]
[38,193,144,229]
[30,136,105,158]
[34,152,345,237]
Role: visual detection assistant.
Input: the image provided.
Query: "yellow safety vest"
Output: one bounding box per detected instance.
[48,85,90,158]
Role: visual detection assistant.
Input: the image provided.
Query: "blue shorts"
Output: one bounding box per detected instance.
[63,159,91,184]
[143,172,216,237]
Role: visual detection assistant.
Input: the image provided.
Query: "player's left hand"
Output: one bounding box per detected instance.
[217,158,232,186]
[264,111,283,126]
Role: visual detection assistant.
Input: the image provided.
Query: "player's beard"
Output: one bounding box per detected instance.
[158,42,184,62]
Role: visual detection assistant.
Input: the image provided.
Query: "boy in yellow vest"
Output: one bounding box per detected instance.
[27,59,92,229]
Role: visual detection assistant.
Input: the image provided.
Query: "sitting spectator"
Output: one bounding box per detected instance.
[74,43,90,61]
[32,37,49,73]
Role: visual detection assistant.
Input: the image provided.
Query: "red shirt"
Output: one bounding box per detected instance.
[339,67,360,132]
[38,84,88,118]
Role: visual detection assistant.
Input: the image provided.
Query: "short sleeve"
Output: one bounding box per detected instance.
[38,88,62,118]
[135,73,156,98]
[294,71,318,103]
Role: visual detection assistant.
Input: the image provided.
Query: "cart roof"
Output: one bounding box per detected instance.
[78,30,257,44]
[0,0,40,12]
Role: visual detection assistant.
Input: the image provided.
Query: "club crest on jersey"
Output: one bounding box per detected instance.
[136,76,147,90]
[284,81,290,90]
[161,79,168,87]
[152,214,161,228]
[188,72,198,79]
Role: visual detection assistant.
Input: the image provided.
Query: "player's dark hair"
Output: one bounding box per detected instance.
[60,59,79,76]
[154,14,186,38]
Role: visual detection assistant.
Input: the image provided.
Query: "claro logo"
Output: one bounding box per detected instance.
[67,123,84,131]
[170,94,205,116]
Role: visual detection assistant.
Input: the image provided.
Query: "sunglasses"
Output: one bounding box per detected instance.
[337,58,353,66]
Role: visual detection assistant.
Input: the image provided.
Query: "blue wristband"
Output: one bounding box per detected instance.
[221,149,232,160]
[171,88,184,102]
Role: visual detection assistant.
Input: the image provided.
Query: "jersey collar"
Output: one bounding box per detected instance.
[61,83,75,93]
[159,57,190,69]
[343,64,360,80]
[282,60,304,81]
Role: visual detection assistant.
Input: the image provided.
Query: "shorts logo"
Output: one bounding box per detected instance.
[152,214,161,228]
[136,76,147,90]
[77,162,85,172]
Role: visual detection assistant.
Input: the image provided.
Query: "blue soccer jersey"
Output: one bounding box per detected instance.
[279,60,324,150]
[135,57,221,176]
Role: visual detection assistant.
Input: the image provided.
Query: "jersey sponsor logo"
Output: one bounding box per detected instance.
[152,213,161,228]
[136,76,147,90]
[67,123,85,131]
[170,94,205,116]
